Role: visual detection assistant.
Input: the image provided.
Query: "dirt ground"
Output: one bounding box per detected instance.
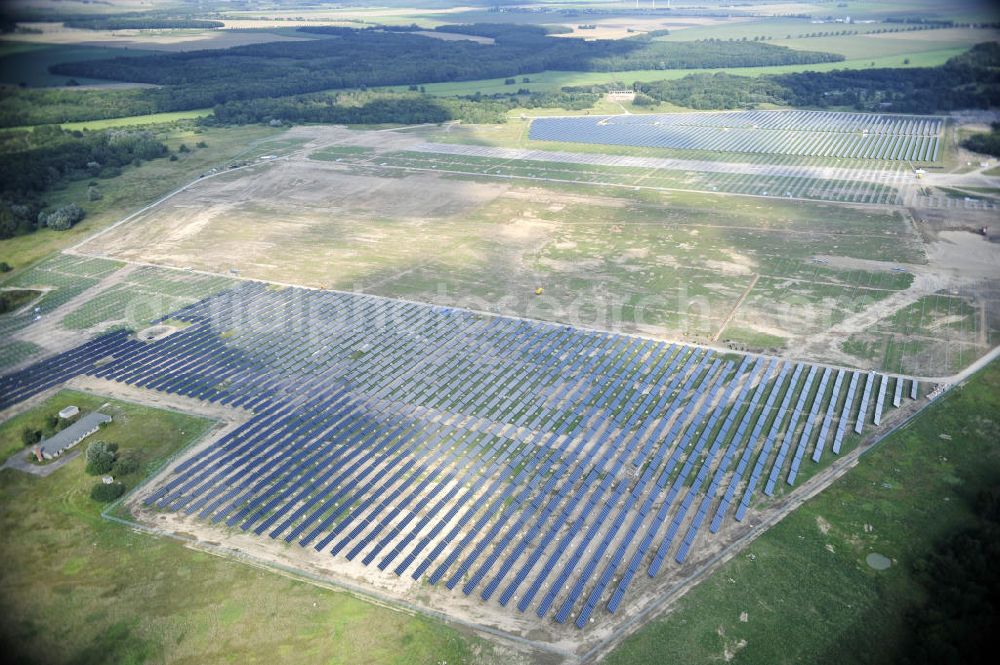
[73,125,999,379]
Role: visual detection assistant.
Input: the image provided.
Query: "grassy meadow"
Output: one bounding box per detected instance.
[605,359,1000,665]
[0,389,484,665]
[0,123,284,275]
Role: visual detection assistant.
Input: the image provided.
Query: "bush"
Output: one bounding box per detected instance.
[85,440,116,475]
[962,123,1000,158]
[112,454,140,476]
[87,185,102,201]
[39,203,86,231]
[21,427,41,446]
[0,261,11,272]
[90,482,126,503]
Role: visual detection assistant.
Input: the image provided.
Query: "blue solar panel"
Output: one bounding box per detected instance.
[0,280,896,631]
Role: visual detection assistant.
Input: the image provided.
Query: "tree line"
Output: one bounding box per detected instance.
[0,87,158,128]
[900,485,1000,663]
[0,126,169,239]
[0,24,844,128]
[622,42,1000,113]
[962,123,1000,159]
[32,24,839,119]
[210,90,601,127]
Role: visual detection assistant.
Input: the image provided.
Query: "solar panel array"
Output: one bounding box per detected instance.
[529,111,943,161]
[376,145,907,205]
[0,283,920,629]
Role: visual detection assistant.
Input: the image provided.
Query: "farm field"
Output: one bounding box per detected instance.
[66,123,998,376]
[0,280,925,658]
[47,108,214,132]
[1,24,316,54]
[657,20,999,58]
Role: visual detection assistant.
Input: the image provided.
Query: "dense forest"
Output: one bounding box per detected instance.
[628,42,1000,112]
[633,73,791,109]
[37,25,838,116]
[7,40,996,129]
[0,25,841,128]
[772,41,1000,113]
[962,123,1000,158]
[0,87,158,128]
[210,90,600,126]
[0,127,168,238]
[901,486,1000,664]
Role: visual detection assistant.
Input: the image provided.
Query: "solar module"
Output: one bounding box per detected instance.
[0,282,916,630]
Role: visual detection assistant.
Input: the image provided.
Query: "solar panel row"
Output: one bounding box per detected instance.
[0,282,920,629]
[529,110,943,161]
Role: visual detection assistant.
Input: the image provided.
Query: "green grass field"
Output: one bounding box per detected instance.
[54,109,212,132]
[90,142,923,359]
[0,389,485,665]
[9,109,214,134]
[604,358,1000,665]
[393,49,967,98]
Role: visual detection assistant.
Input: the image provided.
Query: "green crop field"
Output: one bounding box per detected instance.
[0,389,486,665]
[604,358,1000,665]
[49,109,214,132]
